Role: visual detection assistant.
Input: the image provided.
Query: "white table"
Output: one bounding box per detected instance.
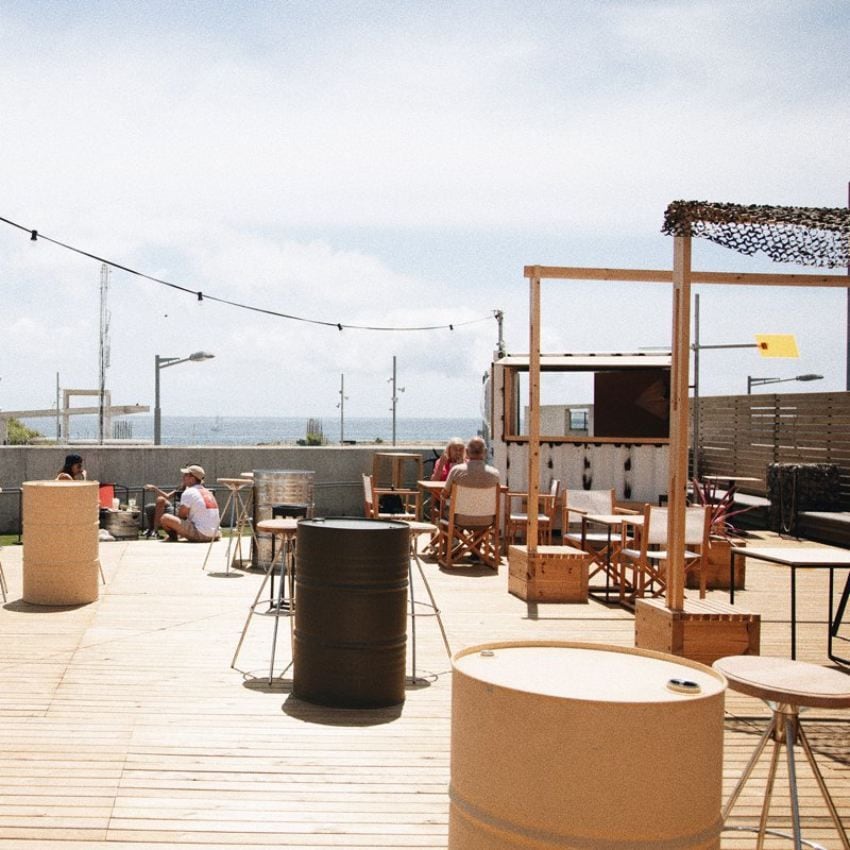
[730,545,850,662]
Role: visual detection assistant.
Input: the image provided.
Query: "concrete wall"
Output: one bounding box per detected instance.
[0,445,437,534]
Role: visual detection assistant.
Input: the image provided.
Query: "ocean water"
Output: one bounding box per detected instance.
[25,414,482,447]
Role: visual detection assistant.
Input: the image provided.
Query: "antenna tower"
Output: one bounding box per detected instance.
[98,263,111,443]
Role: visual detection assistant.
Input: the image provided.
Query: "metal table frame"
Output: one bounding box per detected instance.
[729,546,850,663]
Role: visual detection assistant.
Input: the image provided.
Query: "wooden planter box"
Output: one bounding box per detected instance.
[635,598,760,666]
[508,544,591,603]
[686,536,746,591]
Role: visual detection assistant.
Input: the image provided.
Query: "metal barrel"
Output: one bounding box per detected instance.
[449,641,727,849]
[251,470,314,569]
[293,517,409,708]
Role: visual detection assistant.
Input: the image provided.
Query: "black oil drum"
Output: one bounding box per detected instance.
[294,517,410,708]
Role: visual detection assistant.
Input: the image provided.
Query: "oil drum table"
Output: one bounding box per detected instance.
[293,517,409,708]
[450,641,727,849]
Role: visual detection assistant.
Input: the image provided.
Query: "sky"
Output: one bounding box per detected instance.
[1,0,848,422]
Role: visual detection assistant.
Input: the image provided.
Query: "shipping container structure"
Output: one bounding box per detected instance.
[486,351,672,503]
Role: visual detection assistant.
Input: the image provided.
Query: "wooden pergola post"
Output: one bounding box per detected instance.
[526,269,542,554]
[666,236,692,611]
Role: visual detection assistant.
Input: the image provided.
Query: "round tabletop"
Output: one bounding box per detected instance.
[713,655,850,709]
[456,642,725,703]
[256,518,299,536]
[405,520,437,535]
[217,477,254,488]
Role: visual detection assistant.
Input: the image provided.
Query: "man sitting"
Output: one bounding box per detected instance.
[160,465,221,543]
[442,436,501,526]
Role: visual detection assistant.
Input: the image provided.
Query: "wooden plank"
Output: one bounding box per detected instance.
[0,535,848,849]
[522,265,850,287]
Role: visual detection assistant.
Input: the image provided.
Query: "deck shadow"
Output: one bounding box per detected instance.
[3,598,92,613]
[281,693,404,725]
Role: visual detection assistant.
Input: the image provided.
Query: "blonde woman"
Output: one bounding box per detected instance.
[431,437,465,482]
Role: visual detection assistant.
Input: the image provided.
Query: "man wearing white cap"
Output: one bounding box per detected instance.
[159,464,221,542]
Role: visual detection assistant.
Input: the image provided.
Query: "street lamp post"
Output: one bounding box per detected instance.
[337,373,349,444]
[388,355,405,446]
[747,373,823,394]
[154,351,215,445]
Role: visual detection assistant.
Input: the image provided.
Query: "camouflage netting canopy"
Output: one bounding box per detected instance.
[662,200,850,268]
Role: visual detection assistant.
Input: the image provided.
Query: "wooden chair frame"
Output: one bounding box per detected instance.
[504,479,560,547]
[439,483,501,570]
[562,489,638,594]
[362,474,420,521]
[618,503,711,603]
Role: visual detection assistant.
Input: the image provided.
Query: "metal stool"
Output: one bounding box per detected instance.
[714,655,850,850]
[231,518,299,684]
[203,477,256,575]
[405,520,451,681]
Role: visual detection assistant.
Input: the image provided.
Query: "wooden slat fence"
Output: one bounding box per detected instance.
[696,391,850,509]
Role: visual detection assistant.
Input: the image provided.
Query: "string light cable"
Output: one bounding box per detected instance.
[1,215,496,333]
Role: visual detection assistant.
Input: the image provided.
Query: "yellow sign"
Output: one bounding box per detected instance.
[755,334,799,358]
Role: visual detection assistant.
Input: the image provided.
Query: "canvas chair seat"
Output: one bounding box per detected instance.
[509,511,550,524]
[504,480,560,547]
[564,530,624,546]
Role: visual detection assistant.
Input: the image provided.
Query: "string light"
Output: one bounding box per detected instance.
[0,214,495,334]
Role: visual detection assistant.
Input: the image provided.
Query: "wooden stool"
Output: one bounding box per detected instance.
[202,477,256,575]
[405,520,451,681]
[231,518,298,684]
[713,655,850,849]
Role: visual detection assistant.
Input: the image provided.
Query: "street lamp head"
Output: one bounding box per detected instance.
[154,351,214,446]
[795,373,823,382]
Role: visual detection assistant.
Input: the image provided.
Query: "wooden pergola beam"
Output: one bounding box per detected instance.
[524,258,850,612]
[524,265,849,287]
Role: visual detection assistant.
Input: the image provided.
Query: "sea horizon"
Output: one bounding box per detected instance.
[22,414,483,447]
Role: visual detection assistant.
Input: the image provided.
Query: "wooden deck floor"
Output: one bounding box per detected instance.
[0,530,848,849]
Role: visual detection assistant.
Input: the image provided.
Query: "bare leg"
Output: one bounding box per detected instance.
[159,513,181,541]
[152,496,169,533]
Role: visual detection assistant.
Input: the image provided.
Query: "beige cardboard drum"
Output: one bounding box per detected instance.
[23,481,100,605]
[449,641,726,850]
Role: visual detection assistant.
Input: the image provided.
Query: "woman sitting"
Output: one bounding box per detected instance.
[431,437,464,482]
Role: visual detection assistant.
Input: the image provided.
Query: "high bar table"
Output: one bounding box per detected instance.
[231,517,298,683]
[202,477,257,575]
[714,654,850,850]
[404,520,451,681]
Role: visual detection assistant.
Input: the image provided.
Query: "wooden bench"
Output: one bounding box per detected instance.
[796,511,850,548]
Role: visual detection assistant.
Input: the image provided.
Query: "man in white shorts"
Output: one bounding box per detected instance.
[160,464,221,542]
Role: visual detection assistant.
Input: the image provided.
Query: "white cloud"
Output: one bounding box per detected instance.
[0,0,847,419]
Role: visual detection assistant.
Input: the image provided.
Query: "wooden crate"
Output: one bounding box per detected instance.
[508,544,590,603]
[635,598,760,666]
